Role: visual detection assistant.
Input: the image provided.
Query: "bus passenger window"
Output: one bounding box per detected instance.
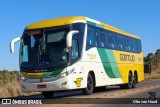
[98,29,105,48]
[125,37,133,52]
[125,38,130,51]
[96,29,103,47]
[87,30,92,45]
[104,31,109,48]
[116,35,124,51]
[137,39,142,53]
[108,32,115,49]
[130,39,134,52]
[132,39,138,53]
[95,31,98,46]
[87,25,96,46]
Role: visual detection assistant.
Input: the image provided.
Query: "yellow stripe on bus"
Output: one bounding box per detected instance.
[22,72,43,78]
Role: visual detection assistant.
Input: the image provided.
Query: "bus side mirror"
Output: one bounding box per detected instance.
[10,37,21,53]
[66,30,79,48]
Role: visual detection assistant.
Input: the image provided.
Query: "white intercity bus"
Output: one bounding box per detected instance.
[10,16,144,98]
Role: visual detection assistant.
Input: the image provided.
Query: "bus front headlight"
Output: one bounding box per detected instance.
[59,68,75,78]
[19,72,28,81]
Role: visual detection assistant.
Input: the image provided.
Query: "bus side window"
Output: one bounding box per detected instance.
[87,30,92,45]
[100,30,105,47]
[104,30,109,48]
[87,25,96,46]
[125,37,131,52]
[72,40,79,59]
[108,32,115,49]
[133,39,138,53]
[116,34,124,51]
[136,39,142,53]
[96,28,104,48]
[130,38,133,52]
[95,29,98,47]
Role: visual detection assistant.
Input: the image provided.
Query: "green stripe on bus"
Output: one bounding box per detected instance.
[96,24,104,28]
[87,21,104,28]
[87,21,96,26]
[43,68,65,77]
[97,48,122,78]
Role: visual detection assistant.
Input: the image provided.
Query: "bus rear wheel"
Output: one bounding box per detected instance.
[124,72,133,89]
[42,91,54,98]
[82,73,94,95]
[120,73,133,89]
[132,73,137,88]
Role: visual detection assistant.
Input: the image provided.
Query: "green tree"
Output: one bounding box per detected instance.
[147,53,154,64]
[154,49,160,67]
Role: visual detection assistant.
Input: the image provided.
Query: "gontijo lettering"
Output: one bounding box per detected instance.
[120,54,135,62]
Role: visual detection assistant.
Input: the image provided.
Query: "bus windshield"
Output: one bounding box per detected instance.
[20,27,69,71]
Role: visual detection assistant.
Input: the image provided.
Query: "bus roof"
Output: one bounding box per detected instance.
[26,16,86,29]
[26,16,140,39]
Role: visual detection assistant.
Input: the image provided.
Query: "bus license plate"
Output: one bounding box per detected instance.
[37,84,46,89]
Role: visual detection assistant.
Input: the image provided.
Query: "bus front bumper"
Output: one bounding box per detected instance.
[20,75,72,92]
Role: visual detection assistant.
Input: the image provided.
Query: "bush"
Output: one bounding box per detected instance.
[0,70,19,86]
[0,70,40,98]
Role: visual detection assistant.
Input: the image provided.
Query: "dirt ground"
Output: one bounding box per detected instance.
[144,69,160,80]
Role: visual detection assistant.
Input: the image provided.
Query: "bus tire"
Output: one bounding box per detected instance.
[82,73,94,95]
[132,73,137,88]
[42,91,54,98]
[124,72,133,89]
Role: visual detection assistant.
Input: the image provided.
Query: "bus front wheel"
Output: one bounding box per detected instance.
[42,91,54,98]
[82,73,94,95]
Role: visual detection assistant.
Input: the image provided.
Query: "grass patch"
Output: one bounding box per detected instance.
[0,70,40,98]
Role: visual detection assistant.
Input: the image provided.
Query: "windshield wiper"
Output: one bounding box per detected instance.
[28,46,40,72]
